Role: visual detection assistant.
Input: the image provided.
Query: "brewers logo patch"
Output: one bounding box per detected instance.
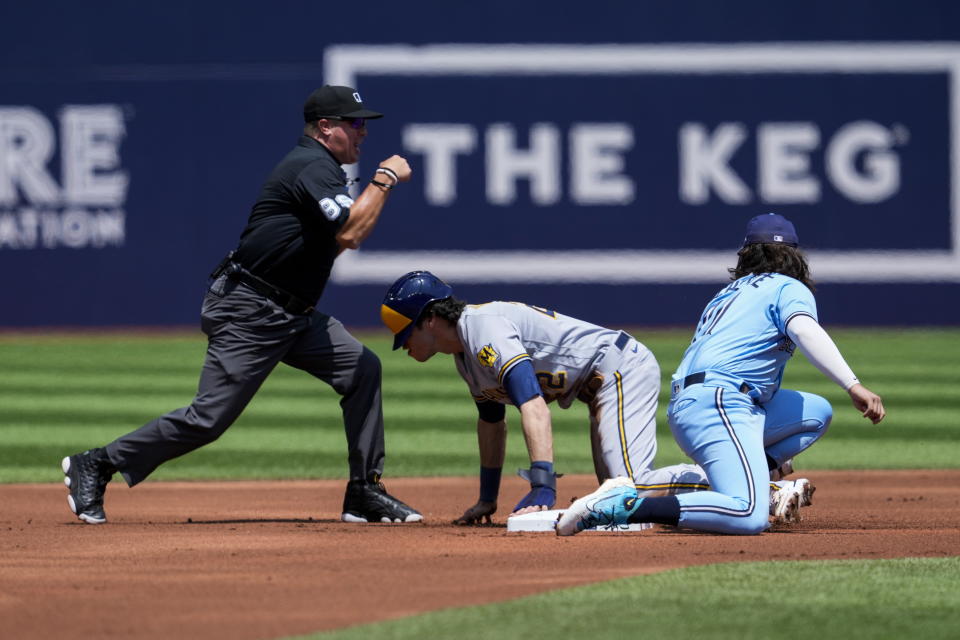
[477,344,499,368]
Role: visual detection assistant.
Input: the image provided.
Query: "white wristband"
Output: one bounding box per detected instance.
[376,167,399,185]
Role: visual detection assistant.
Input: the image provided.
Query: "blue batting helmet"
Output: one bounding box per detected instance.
[381,271,454,350]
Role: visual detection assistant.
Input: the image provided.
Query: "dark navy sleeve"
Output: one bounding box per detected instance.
[503,358,543,407]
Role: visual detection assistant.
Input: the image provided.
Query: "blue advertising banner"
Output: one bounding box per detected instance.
[1,6,959,328]
[0,73,316,325]
[327,44,958,287]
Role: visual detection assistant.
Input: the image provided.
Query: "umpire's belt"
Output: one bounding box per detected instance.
[228,267,314,316]
[577,331,632,404]
[672,371,751,396]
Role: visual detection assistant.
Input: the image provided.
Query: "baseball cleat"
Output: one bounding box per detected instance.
[341,480,423,523]
[555,477,639,536]
[793,478,816,507]
[769,478,816,512]
[770,483,803,525]
[61,449,114,524]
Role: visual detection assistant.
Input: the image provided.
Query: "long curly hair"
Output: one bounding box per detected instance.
[728,243,816,292]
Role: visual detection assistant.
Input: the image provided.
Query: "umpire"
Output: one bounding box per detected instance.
[61,85,422,524]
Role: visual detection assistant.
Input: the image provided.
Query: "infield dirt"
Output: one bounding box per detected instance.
[3,470,959,639]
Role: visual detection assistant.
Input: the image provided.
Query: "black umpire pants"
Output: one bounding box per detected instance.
[104,275,385,487]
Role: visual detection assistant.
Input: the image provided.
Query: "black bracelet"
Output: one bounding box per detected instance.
[370,179,394,190]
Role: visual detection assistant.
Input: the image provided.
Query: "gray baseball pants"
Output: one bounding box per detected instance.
[588,336,709,497]
[105,275,385,487]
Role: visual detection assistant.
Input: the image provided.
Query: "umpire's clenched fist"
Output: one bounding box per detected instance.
[379,155,412,182]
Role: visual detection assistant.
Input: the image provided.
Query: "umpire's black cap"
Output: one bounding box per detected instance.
[303,85,384,122]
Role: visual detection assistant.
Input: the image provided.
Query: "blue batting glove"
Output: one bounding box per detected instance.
[512,461,560,512]
[512,485,556,512]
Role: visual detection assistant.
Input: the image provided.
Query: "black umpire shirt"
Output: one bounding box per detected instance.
[233,136,352,305]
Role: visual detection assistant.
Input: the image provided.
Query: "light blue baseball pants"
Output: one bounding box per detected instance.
[668,384,832,534]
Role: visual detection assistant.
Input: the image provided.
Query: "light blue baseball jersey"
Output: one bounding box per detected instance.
[673,273,817,404]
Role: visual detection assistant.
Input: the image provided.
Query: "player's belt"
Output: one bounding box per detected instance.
[675,372,750,395]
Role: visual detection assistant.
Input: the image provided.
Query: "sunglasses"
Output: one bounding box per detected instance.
[322,116,366,130]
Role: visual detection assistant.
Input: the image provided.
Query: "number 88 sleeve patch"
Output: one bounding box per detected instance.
[318,198,341,221]
[319,194,354,221]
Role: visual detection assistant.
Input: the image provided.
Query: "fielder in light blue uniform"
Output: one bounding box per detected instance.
[667,271,824,534]
[557,213,886,536]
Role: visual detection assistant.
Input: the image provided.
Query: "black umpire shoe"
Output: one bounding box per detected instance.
[61,448,115,524]
[341,479,423,523]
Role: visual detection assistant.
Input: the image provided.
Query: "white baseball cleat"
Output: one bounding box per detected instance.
[770,483,803,525]
[554,477,643,536]
[793,478,815,507]
[555,477,638,536]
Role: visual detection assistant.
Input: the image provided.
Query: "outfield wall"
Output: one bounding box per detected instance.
[2,2,959,328]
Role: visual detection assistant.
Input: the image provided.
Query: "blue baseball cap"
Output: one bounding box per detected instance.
[742,213,799,248]
[381,271,454,350]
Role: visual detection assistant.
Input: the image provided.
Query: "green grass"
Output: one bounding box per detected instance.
[3,329,957,639]
[1,327,958,482]
[294,557,960,640]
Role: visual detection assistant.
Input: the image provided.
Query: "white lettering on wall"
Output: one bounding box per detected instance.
[569,123,634,205]
[680,120,904,205]
[758,122,821,203]
[404,122,636,207]
[679,122,751,205]
[485,123,560,206]
[826,121,901,203]
[402,124,476,206]
[0,107,60,206]
[61,105,128,206]
[399,120,905,209]
[0,209,125,249]
[0,104,128,250]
